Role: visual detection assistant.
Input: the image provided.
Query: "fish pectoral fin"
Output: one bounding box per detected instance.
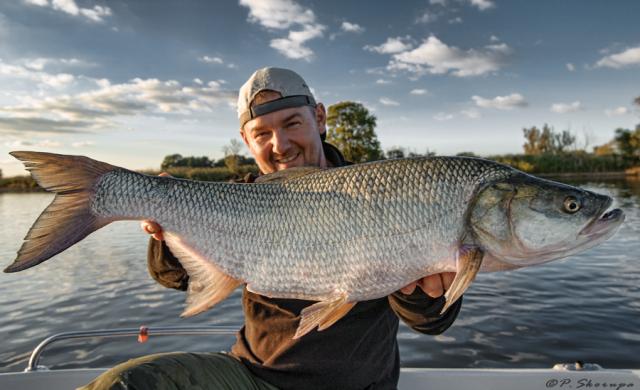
[294,294,354,339]
[163,232,242,317]
[441,246,484,315]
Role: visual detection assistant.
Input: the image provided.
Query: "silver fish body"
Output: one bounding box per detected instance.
[92,157,510,301]
[6,152,625,338]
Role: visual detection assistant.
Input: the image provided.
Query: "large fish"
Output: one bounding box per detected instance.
[5,151,625,338]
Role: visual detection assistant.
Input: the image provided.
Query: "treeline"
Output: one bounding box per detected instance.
[487,123,640,174]
[0,175,43,192]
[161,153,255,170]
[149,165,258,182]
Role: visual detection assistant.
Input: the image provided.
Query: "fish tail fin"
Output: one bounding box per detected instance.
[4,151,117,273]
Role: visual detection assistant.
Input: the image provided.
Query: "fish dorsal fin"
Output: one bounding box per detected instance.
[255,166,322,184]
[294,293,355,339]
[163,232,243,317]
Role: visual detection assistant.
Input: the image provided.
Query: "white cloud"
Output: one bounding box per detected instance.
[469,0,494,11]
[364,36,413,54]
[0,78,236,135]
[595,46,640,69]
[410,88,427,95]
[604,106,629,117]
[199,55,224,64]
[566,63,575,72]
[434,112,453,121]
[22,57,91,71]
[24,0,48,5]
[551,101,582,113]
[270,24,324,61]
[461,109,481,119]
[239,0,324,61]
[341,21,363,33]
[485,43,510,53]
[4,139,61,148]
[448,17,463,24]
[24,0,112,23]
[0,60,75,88]
[472,93,528,110]
[71,140,95,147]
[379,97,399,106]
[376,79,391,85]
[239,0,314,29]
[490,35,500,42]
[430,0,447,5]
[388,36,510,77]
[417,11,437,24]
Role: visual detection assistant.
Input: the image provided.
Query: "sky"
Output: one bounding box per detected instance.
[0,0,639,177]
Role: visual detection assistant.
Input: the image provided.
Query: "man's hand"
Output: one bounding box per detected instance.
[140,172,171,241]
[399,273,456,298]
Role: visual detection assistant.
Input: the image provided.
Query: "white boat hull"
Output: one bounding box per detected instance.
[1,367,639,390]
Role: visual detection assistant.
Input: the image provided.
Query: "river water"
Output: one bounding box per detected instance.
[0,178,639,373]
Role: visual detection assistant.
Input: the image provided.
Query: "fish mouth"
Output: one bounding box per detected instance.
[579,196,625,238]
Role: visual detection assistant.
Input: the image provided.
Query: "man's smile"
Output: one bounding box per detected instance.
[275,151,302,168]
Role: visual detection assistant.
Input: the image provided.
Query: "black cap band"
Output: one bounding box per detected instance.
[240,95,316,127]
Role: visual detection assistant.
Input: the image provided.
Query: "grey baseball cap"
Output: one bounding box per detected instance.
[237,67,316,128]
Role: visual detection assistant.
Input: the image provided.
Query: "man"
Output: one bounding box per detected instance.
[83,67,462,390]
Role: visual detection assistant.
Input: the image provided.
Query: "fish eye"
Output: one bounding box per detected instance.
[563,196,581,213]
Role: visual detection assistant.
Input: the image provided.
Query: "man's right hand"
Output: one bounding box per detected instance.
[141,172,171,241]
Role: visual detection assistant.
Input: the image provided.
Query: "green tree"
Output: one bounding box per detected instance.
[523,124,575,155]
[222,139,244,174]
[326,101,383,163]
[386,147,405,159]
[161,154,184,170]
[614,126,640,163]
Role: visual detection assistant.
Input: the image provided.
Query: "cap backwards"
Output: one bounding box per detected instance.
[237,67,316,128]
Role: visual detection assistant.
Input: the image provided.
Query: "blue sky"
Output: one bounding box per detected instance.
[1,0,639,176]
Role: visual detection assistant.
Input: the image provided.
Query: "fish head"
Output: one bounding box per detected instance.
[469,174,625,267]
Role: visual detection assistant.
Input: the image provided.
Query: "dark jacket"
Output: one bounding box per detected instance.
[147,142,462,390]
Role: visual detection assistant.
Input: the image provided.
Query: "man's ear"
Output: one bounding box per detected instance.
[315,102,327,136]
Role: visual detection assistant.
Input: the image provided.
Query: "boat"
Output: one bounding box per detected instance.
[1,326,638,389]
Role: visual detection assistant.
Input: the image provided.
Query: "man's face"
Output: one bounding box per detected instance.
[240,92,327,174]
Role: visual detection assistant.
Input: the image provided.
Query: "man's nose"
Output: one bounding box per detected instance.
[271,129,291,154]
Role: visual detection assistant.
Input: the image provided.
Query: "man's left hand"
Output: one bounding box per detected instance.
[399,273,456,298]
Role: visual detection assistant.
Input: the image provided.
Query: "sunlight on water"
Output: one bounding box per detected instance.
[0,178,638,372]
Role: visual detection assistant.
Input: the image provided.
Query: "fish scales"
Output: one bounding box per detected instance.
[90,157,513,301]
[7,151,625,338]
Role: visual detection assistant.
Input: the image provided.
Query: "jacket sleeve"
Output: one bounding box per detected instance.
[388,289,462,335]
[147,238,189,291]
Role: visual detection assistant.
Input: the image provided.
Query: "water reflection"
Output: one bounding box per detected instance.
[0,177,638,372]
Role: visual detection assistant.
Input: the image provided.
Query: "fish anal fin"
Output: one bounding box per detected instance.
[163,232,242,317]
[254,167,322,183]
[318,301,356,331]
[294,293,354,339]
[441,245,484,315]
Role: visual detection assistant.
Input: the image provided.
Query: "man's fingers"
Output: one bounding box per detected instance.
[141,221,164,241]
[400,282,417,295]
[419,274,445,298]
[440,272,456,290]
[158,172,171,177]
